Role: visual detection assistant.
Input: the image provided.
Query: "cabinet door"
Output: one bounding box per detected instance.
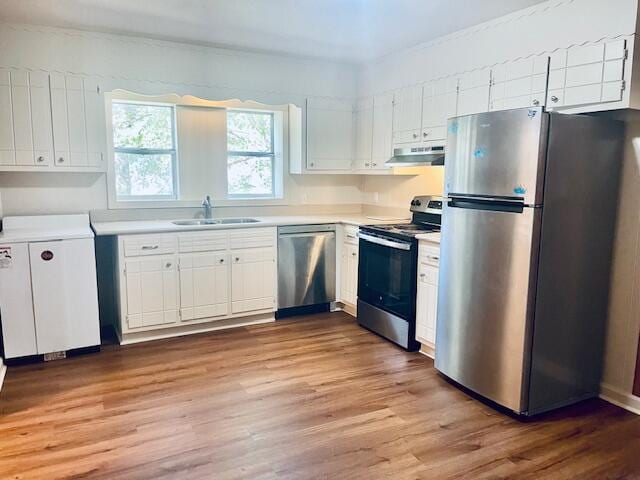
[306,98,353,170]
[353,97,373,169]
[0,69,15,165]
[392,85,422,144]
[422,77,458,141]
[29,241,68,354]
[10,71,34,166]
[66,76,88,167]
[179,252,229,321]
[231,247,276,314]
[371,92,393,169]
[341,243,358,305]
[457,69,491,117]
[50,73,70,167]
[84,78,105,167]
[416,256,439,346]
[29,72,53,166]
[490,56,548,112]
[124,255,179,329]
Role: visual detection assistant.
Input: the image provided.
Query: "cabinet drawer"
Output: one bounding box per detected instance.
[231,247,275,264]
[344,225,359,245]
[228,228,275,249]
[178,231,228,253]
[123,234,177,257]
[421,126,446,141]
[419,244,440,266]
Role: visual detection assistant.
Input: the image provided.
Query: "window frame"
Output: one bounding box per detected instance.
[112,101,179,202]
[226,109,277,200]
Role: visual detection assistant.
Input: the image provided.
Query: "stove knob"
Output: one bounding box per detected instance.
[410,200,417,206]
[414,199,422,206]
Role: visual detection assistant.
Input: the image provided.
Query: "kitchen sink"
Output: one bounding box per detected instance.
[217,218,261,224]
[171,218,260,226]
[172,219,220,226]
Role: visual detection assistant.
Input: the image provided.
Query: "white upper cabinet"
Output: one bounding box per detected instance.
[371,92,393,169]
[456,68,492,117]
[490,55,549,111]
[421,77,458,142]
[306,98,353,170]
[353,97,373,170]
[392,84,423,144]
[51,73,106,170]
[547,39,628,111]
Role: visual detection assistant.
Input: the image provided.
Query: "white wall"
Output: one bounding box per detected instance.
[0,23,363,216]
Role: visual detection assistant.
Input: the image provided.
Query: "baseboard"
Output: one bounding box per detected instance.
[335,301,357,317]
[419,342,435,359]
[0,362,6,393]
[600,383,640,415]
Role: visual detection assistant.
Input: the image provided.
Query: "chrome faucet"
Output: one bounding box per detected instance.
[202,195,213,219]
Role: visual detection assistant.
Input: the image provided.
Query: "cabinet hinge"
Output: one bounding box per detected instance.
[624,49,629,61]
[621,80,626,92]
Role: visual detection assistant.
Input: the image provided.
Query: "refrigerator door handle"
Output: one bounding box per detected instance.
[447,195,525,214]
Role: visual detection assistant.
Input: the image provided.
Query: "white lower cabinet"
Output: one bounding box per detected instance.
[117,227,277,340]
[339,225,359,309]
[415,241,440,356]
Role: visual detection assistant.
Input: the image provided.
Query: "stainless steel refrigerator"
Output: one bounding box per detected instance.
[435,107,624,416]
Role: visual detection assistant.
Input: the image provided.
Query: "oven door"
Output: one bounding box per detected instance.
[357,231,417,319]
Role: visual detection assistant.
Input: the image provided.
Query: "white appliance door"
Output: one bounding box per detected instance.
[0,243,38,358]
[29,241,69,354]
[435,200,541,413]
[445,107,548,206]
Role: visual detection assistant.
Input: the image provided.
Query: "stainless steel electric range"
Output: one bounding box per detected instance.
[357,196,442,351]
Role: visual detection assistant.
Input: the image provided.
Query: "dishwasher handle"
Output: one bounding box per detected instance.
[279,231,335,239]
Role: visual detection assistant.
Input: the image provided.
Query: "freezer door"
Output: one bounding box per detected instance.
[435,200,541,413]
[445,107,548,206]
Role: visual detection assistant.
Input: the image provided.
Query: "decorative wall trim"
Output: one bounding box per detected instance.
[600,383,640,415]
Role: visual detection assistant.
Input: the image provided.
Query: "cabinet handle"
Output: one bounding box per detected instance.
[235,256,240,262]
[364,163,370,167]
[57,157,65,163]
[141,245,159,250]
[372,163,377,167]
[423,132,429,138]
[346,234,356,239]
[351,252,357,257]
[551,96,559,103]
[310,162,315,167]
[412,133,419,139]
[419,273,426,278]
[165,262,172,268]
[532,99,540,106]
[219,258,225,264]
[37,156,45,163]
[426,255,439,261]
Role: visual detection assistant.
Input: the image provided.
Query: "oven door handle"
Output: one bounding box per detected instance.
[357,232,412,251]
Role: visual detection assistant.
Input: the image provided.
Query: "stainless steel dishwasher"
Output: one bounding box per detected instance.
[277,224,336,313]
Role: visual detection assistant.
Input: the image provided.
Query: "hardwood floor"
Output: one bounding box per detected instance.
[1,312,640,479]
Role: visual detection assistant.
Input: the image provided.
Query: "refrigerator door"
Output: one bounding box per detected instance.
[435,200,541,413]
[445,108,548,206]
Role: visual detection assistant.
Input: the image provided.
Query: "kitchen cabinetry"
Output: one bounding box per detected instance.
[306,98,353,170]
[353,97,373,170]
[415,241,440,357]
[0,68,106,172]
[457,68,492,117]
[116,227,277,343]
[421,77,458,142]
[547,39,628,110]
[371,93,394,170]
[490,55,549,111]
[392,85,423,144]
[339,225,359,311]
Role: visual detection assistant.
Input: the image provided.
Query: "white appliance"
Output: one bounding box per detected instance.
[0,214,100,359]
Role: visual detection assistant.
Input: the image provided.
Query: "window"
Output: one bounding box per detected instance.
[112,102,177,200]
[227,110,276,198]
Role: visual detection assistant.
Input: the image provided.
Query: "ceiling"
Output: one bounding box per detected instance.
[0,0,548,63]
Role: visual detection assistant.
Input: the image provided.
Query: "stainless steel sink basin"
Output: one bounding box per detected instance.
[217,218,260,224]
[172,219,220,226]
[171,218,260,226]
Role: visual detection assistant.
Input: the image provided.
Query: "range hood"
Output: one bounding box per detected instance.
[385,145,445,167]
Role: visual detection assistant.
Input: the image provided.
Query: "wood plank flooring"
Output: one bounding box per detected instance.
[1,312,640,479]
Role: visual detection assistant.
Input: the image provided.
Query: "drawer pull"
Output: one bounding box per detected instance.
[351,252,357,257]
[141,245,159,250]
[235,257,240,262]
[165,262,172,268]
[37,156,45,163]
[419,273,426,278]
[219,258,225,264]
[426,255,439,261]
[551,96,559,103]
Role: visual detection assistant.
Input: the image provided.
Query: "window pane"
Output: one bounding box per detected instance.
[115,153,174,198]
[112,103,174,149]
[227,155,273,195]
[227,111,272,153]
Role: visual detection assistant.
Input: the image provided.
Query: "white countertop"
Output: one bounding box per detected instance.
[0,214,94,243]
[90,214,411,236]
[415,232,441,243]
